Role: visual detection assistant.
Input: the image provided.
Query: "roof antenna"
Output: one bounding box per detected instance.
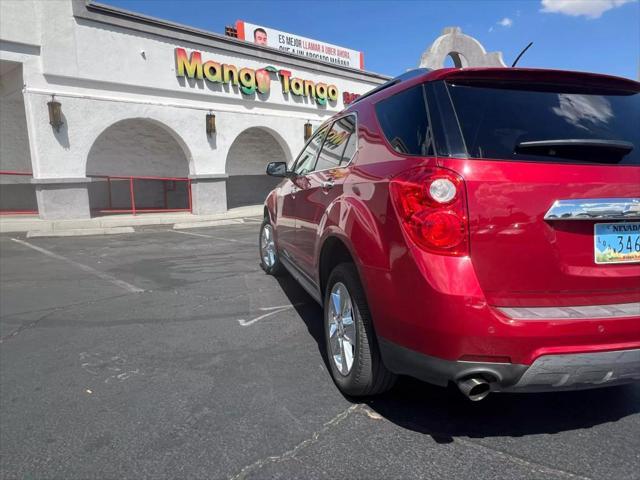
[511,42,533,67]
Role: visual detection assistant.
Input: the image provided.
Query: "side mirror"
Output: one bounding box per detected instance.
[266,161,289,178]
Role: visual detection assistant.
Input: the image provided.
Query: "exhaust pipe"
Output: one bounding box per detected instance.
[457,377,491,401]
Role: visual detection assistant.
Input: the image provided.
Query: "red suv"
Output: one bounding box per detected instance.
[259,68,640,401]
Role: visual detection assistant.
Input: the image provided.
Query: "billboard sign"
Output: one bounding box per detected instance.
[236,20,364,70]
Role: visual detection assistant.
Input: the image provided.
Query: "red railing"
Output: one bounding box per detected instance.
[0,170,38,215]
[89,175,192,215]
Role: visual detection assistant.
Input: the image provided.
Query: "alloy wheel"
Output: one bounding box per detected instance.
[260,223,276,268]
[327,282,356,375]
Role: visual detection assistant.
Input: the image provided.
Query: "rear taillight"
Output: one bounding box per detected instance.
[389,167,469,256]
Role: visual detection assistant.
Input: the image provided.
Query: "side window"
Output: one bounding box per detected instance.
[292,123,330,175]
[375,84,434,156]
[315,114,357,171]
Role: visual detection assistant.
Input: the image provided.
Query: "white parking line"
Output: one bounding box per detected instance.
[237,304,303,326]
[170,229,254,245]
[10,238,144,294]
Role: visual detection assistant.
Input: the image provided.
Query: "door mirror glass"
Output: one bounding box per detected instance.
[266,161,288,177]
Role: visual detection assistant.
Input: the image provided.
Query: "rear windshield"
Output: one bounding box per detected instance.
[446,82,640,165]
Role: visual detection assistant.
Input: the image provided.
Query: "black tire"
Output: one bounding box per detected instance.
[324,263,396,396]
[259,218,284,275]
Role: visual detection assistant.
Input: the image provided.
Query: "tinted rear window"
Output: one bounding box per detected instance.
[446,83,640,165]
[375,85,434,156]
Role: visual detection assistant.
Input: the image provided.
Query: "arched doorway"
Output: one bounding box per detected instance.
[225,127,291,209]
[86,118,191,215]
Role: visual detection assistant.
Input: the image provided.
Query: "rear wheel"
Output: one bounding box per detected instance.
[259,218,284,275]
[324,263,396,396]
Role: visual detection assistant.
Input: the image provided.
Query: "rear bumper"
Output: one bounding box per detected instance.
[380,339,640,392]
[360,254,640,366]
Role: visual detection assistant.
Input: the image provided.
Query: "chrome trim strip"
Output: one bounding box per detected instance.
[498,302,640,320]
[544,198,640,221]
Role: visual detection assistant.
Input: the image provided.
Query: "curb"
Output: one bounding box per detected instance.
[26,227,135,238]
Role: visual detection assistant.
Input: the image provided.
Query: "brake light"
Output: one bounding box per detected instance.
[389,167,469,256]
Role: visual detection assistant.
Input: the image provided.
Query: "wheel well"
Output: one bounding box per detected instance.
[263,206,269,220]
[318,237,355,298]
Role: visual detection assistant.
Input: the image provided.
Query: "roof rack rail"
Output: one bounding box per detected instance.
[350,68,432,105]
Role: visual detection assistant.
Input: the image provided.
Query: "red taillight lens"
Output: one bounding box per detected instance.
[389,167,469,256]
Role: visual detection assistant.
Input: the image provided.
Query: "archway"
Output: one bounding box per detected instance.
[444,51,469,68]
[0,61,37,214]
[225,127,291,209]
[419,27,506,69]
[86,118,191,215]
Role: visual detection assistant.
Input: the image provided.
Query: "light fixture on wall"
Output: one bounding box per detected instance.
[304,120,312,141]
[47,95,63,132]
[206,111,216,136]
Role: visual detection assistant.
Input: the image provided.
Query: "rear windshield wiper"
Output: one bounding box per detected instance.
[515,139,634,163]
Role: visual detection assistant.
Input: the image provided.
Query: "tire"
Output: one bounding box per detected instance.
[259,218,284,275]
[324,263,396,396]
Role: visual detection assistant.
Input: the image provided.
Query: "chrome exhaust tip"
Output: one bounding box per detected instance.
[457,377,491,401]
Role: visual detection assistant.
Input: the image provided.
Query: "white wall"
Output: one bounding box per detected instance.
[0,0,41,48]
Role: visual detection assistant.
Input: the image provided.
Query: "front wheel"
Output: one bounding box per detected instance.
[259,218,284,275]
[324,263,396,396]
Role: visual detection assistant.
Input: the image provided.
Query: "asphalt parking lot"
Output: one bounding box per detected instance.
[1,218,639,480]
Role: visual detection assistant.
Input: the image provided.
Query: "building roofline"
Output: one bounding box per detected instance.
[74,0,390,84]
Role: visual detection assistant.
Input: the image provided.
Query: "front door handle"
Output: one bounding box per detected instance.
[321,180,335,190]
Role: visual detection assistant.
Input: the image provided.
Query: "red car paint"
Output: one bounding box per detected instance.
[265,68,640,385]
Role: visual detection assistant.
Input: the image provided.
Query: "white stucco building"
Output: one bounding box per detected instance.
[0,0,387,219]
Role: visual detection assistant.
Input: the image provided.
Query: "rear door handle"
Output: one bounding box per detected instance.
[321,180,335,190]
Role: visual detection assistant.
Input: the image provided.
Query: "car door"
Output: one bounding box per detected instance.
[277,124,329,264]
[295,114,359,279]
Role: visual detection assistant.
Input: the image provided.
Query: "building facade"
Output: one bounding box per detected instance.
[0,0,388,219]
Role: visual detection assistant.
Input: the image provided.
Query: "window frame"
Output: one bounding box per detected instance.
[289,112,359,176]
[289,122,332,176]
[313,113,359,174]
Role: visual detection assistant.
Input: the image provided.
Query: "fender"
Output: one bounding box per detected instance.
[264,190,277,224]
[315,188,395,276]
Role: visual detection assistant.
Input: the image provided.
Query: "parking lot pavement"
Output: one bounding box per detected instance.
[1,218,639,480]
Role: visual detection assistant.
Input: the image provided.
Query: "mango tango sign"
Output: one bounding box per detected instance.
[175,48,339,106]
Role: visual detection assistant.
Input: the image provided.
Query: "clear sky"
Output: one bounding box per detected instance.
[102,0,639,80]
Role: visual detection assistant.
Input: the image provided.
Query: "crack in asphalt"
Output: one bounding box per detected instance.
[0,293,133,343]
[454,437,593,480]
[228,404,361,480]
[228,404,594,480]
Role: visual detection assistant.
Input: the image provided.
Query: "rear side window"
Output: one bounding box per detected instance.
[315,114,357,171]
[375,85,434,156]
[447,82,640,165]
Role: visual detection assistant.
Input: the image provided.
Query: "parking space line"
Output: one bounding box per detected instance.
[237,304,304,326]
[170,229,254,245]
[10,238,144,294]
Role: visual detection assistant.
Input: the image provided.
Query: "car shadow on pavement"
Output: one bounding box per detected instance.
[274,272,640,442]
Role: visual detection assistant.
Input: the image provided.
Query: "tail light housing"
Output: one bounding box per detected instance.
[389,167,469,256]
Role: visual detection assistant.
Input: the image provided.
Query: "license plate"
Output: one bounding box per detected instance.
[594,222,640,264]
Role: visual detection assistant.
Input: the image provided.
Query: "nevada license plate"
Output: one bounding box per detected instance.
[594,222,640,264]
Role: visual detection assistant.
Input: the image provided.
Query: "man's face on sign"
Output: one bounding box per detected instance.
[254,29,267,46]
